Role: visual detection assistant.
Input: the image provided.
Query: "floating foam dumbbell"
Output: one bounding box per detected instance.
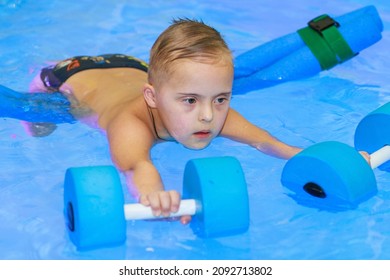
[63,156,249,250]
[280,102,390,207]
[355,102,390,171]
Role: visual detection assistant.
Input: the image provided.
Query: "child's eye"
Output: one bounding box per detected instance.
[215,97,228,104]
[183,98,197,104]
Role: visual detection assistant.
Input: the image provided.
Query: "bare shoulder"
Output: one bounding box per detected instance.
[106,98,155,171]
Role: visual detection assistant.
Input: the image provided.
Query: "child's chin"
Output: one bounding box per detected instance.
[182,141,211,151]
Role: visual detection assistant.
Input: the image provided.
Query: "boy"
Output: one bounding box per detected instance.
[28,19,302,224]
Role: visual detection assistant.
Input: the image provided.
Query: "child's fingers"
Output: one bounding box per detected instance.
[168,190,181,213]
[138,194,150,207]
[180,215,192,225]
[139,194,162,217]
[159,192,172,217]
[139,190,184,218]
[145,192,163,217]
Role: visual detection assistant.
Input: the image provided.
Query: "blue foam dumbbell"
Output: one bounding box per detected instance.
[281,102,390,208]
[280,141,378,208]
[64,156,249,250]
[355,102,390,171]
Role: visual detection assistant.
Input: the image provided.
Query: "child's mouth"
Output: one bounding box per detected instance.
[193,130,211,139]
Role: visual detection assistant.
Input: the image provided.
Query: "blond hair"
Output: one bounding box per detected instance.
[148,18,233,88]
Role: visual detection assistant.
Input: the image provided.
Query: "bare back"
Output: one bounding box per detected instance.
[62,67,148,129]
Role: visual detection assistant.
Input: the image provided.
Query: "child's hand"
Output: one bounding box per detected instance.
[138,190,192,224]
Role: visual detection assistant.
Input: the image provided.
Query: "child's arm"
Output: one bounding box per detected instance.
[106,113,182,219]
[221,108,302,159]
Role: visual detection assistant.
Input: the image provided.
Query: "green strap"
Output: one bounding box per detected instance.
[298,26,338,70]
[297,14,356,70]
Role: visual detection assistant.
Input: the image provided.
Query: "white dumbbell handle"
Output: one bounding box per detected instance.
[123,199,197,220]
[370,145,390,169]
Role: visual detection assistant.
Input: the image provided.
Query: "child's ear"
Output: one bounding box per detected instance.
[143,83,157,108]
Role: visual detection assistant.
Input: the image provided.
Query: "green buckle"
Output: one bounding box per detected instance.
[298,14,356,70]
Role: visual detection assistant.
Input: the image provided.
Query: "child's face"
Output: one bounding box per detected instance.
[155,58,233,150]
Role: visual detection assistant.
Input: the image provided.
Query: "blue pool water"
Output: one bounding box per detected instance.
[1,0,390,260]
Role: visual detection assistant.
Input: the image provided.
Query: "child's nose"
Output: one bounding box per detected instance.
[198,104,213,123]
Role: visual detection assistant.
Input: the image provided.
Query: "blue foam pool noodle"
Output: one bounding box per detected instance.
[233,5,383,94]
[0,85,76,123]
